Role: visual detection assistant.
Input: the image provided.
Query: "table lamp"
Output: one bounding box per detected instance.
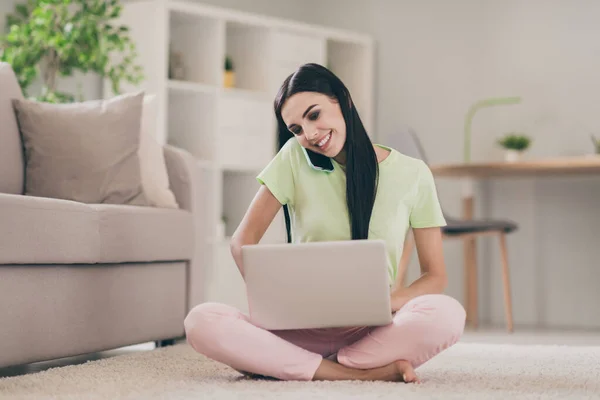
[463,96,522,163]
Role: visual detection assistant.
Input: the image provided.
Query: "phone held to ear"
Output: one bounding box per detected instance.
[301,146,334,173]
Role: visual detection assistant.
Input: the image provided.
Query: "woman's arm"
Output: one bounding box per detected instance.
[390,227,448,311]
[230,185,283,278]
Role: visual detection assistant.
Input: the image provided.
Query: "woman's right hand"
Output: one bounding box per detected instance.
[230,185,282,278]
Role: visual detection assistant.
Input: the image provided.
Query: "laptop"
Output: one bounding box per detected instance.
[242,239,393,330]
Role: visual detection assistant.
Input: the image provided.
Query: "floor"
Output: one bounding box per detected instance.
[2,326,600,379]
[4,335,599,400]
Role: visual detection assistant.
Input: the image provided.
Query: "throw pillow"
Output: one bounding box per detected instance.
[140,95,178,208]
[12,92,148,206]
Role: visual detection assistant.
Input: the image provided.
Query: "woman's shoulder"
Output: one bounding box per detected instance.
[261,137,311,177]
[277,137,303,157]
[379,145,428,175]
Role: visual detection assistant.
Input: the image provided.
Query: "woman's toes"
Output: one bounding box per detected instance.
[396,360,419,383]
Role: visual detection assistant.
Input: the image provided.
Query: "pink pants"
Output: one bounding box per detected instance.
[184,294,466,381]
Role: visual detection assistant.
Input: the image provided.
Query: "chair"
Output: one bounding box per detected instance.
[389,127,517,332]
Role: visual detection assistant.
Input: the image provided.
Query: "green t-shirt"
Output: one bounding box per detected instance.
[256,138,447,284]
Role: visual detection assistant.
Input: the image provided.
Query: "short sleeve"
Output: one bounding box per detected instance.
[409,160,447,228]
[256,139,296,206]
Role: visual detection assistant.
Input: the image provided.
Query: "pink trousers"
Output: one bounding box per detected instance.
[184,294,466,381]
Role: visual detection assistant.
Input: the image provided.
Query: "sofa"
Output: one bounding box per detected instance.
[0,63,205,368]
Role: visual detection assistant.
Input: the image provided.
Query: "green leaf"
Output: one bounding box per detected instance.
[2,0,143,100]
[15,4,29,18]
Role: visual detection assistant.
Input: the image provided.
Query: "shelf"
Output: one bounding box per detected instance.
[168,80,217,95]
[115,0,373,316]
[219,87,272,101]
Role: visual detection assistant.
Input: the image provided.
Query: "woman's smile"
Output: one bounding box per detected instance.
[314,130,333,153]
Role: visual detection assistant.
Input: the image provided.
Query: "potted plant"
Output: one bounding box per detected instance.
[223,55,235,88]
[0,0,143,103]
[592,134,600,155]
[497,133,531,162]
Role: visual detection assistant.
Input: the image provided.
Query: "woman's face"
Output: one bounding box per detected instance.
[281,92,346,160]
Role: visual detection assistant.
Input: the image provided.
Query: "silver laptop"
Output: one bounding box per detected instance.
[242,239,392,330]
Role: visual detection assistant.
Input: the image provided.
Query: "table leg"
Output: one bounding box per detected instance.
[462,179,478,329]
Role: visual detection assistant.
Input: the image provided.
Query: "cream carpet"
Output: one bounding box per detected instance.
[1,342,599,400]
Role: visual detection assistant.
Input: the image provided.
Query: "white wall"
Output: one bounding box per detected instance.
[472,0,600,329]
[309,0,600,330]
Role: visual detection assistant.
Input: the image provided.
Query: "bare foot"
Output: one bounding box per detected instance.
[395,360,419,383]
[312,358,419,382]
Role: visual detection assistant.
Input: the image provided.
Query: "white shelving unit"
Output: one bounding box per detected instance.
[108,0,375,311]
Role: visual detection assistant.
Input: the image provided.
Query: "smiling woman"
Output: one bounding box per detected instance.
[184,63,466,384]
[274,63,380,243]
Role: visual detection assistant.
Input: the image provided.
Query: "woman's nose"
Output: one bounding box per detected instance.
[306,126,319,141]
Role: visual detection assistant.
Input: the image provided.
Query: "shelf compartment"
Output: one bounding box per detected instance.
[222,171,286,244]
[216,94,276,171]
[168,9,223,86]
[167,90,216,161]
[225,21,271,93]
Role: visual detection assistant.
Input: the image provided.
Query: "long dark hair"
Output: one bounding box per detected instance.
[273,63,379,243]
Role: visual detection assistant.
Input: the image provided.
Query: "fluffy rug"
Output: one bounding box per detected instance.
[1,342,599,400]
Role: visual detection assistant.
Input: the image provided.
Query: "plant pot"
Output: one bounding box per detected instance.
[223,71,235,88]
[504,149,522,163]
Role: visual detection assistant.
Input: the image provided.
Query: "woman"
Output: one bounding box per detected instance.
[184,63,466,383]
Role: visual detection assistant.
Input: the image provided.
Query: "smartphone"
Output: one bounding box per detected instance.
[301,146,334,172]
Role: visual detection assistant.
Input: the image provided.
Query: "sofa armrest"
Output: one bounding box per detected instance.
[163,145,206,312]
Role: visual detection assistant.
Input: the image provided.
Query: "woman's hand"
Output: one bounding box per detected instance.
[390,289,411,312]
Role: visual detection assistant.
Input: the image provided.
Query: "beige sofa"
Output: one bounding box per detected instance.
[0,63,205,368]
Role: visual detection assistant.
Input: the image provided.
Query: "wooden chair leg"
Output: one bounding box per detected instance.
[498,233,514,333]
[396,231,415,288]
[464,235,478,329]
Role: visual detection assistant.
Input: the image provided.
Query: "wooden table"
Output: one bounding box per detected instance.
[430,156,600,178]
[429,156,600,329]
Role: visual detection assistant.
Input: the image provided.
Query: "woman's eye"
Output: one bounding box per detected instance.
[308,111,320,121]
[290,127,302,135]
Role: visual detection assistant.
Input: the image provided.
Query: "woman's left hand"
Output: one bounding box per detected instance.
[390,291,411,312]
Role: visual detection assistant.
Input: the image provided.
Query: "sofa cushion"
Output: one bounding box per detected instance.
[0,194,194,264]
[0,194,98,264]
[140,95,178,209]
[12,92,148,206]
[91,204,194,263]
[0,63,25,195]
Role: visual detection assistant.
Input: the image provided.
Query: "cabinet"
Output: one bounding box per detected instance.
[106,0,374,310]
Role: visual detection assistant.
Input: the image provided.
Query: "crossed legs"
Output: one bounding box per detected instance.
[184,294,466,381]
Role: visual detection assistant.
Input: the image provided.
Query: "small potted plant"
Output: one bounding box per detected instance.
[497,133,531,162]
[592,134,600,155]
[224,55,235,88]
